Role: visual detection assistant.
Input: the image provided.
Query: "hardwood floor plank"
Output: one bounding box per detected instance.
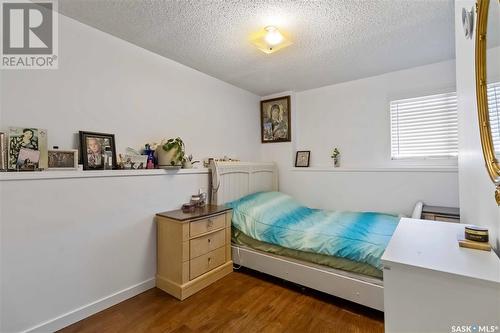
[59,268,384,333]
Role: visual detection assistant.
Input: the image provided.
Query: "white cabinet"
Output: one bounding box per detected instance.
[382,219,500,333]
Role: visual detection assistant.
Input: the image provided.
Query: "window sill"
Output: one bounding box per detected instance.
[0,168,210,181]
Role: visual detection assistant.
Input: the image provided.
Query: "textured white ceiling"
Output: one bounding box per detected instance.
[58,0,455,96]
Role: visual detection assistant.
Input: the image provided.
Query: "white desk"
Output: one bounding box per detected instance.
[382,218,500,333]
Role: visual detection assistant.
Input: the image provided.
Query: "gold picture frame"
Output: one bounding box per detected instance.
[475,0,500,204]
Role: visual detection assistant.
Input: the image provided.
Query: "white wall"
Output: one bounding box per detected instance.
[259,91,297,185]
[295,60,457,168]
[279,169,458,216]
[0,172,209,332]
[0,14,260,161]
[0,12,261,333]
[455,0,500,250]
[262,60,460,215]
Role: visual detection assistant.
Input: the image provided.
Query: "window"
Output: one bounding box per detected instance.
[390,92,458,159]
[488,81,500,155]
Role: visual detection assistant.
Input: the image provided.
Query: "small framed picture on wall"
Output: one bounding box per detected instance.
[295,151,310,167]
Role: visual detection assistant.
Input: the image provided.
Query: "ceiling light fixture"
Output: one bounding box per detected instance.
[250,26,292,54]
[264,26,284,45]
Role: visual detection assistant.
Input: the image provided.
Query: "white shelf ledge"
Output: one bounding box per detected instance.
[290,166,458,173]
[0,168,210,181]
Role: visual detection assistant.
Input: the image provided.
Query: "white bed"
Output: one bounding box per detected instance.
[209,160,423,311]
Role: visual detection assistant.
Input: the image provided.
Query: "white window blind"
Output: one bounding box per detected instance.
[390,92,458,159]
[488,81,500,155]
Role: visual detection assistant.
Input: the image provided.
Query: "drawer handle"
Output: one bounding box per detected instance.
[208,238,211,243]
[207,219,214,228]
[208,257,211,263]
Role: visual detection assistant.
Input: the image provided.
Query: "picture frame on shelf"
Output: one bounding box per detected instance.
[8,127,48,170]
[0,132,7,171]
[79,131,117,170]
[47,149,78,170]
[122,154,147,170]
[295,151,310,167]
[16,148,40,170]
[261,96,291,143]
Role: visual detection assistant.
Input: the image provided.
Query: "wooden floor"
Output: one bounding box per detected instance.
[59,268,384,333]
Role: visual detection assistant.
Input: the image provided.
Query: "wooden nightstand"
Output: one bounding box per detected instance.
[155,205,233,300]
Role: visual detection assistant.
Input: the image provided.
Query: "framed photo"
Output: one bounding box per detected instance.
[0,132,7,171]
[295,151,310,167]
[79,131,117,170]
[261,96,291,143]
[122,154,148,169]
[48,149,78,170]
[17,148,40,169]
[8,127,47,170]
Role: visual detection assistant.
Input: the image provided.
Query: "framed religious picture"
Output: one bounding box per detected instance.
[261,96,291,143]
[8,127,48,170]
[295,151,310,167]
[79,131,117,170]
[47,149,78,170]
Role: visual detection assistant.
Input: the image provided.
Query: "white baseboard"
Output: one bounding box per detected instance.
[23,278,156,333]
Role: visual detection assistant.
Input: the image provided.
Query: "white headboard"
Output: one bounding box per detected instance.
[210,161,278,205]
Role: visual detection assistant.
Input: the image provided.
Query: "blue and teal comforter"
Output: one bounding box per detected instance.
[227,192,400,270]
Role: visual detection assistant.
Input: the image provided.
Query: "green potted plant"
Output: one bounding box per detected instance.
[156,137,186,168]
[331,147,340,168]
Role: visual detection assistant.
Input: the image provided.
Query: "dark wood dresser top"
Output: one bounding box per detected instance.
[156,205,231,222]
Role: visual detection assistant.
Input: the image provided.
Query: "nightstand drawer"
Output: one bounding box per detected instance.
[189,247,225,280]
[190,229,226,259]
[190,214,225,238]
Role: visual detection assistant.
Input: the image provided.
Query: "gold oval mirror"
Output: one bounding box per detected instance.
[476,0,500,204]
